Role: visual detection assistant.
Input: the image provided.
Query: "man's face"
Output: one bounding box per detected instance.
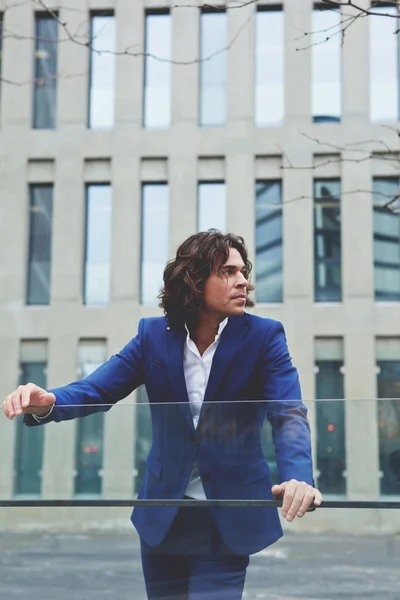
[202,248,249,319]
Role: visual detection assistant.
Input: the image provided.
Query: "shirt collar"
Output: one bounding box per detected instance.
[185,317,228,342]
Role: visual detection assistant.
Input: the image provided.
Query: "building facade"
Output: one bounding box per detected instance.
[0,0,399,532]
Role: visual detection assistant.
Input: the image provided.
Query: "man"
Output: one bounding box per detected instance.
[3,231,322,600]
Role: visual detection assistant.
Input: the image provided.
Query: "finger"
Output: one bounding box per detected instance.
[296,488,316,518]
[285,484,307,522]
[2,396,12,419]
[21,387,32,409]
[313,489,323,507]
[281,481,296,518]
[10,391,23,417]
[271,484,284,497]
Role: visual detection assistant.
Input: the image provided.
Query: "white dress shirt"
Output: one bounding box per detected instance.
[183,318,228,499]
[34,318,229,500]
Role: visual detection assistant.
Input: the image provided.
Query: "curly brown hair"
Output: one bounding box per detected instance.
[158,230,255,329]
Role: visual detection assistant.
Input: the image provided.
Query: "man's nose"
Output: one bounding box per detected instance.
[237,274,248,288]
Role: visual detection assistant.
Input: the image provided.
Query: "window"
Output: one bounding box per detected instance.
[198,182,226,232]
[370,5,399,122]
[84,185,112,306]
[311,7,342,123]
[255,7,284,126]
[143,11,172,128]
[141,183,169,305]
[314,179,342,302]
[255,181,283,303]
[89,14,116,129]
[199,10,227,126]
[74,341,107,496]
[33,15,58,129]
[13,342,47,496]
[26,185,53,305]
[134,385,152,493]
[373,178,400,301]
[315,338,346,496]
[376,338,400,496]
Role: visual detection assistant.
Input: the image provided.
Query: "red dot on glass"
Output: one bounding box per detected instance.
[327,424,335,432]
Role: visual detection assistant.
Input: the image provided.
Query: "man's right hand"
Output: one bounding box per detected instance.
[2,383,55,420]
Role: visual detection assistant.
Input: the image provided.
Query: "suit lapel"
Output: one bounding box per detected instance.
[165,326,195,434]
[199,314,249,422]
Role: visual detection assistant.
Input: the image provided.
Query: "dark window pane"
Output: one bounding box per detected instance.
[255,181,283,303]
[316,361,346,495]
[377,361,400,495]
[74,413,104,496]
[373,178,400,301]
[314,180,342,302]
[26,185,53,305]
[13,362,46,496]
[33,16,58,129]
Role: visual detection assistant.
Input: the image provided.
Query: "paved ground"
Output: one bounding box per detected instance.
[1,530,400,600]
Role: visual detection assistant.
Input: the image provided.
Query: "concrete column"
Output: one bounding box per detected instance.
[0,337,20,499]
[282,146,314,300]
[227,3,254,125]
[115,0,145,125]
[0,2,34,127]
[168,154,197,257]
[345,319,379,499]
[285,0,313,122]
[41,335,78,499]
[171,4,199,126]
[57,2,89,127]
[51,153,85,304]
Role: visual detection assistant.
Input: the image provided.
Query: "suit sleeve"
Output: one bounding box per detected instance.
[260,320,314,485]
[24,319,145,427]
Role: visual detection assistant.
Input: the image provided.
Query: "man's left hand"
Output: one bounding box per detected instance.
[271,480,322,522]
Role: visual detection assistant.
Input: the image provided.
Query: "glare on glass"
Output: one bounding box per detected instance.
[198,183,226,232]
[84,185,112,306]
[311,9,341,123]
[144,13,172,128]
[255,10,284,126]
[370,7,399,122]
[141,184,169,305]
[199,11,228,126]
[89,15,116,129]
[26,185,53,305]
[373,178,400,301]
[33,16,58,129]
[255,181,283,303]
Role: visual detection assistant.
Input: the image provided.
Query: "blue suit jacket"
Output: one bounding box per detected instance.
[25,313,313,555]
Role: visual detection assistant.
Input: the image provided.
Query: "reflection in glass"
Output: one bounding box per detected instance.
[199,10,227,126]
[370,6,399,122]
[255,8,284,126]
[141,183,169,305]
[314,179,342,302]
[33,15,58,129]
[311,8,341,123]
[198,182,226,232]
[26,185,53,305]
[377,338,400,496]
[373,178,400,301]
[255,181,283,303]
[84,185,112,306]
[74,341,107,496]
[315,345,346,495]
[144,12,172,128]
[134,386,152,493]
[13,343,47,496]
[89,14,116,129]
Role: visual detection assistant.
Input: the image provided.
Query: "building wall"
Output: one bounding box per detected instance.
[0,0,399,531]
